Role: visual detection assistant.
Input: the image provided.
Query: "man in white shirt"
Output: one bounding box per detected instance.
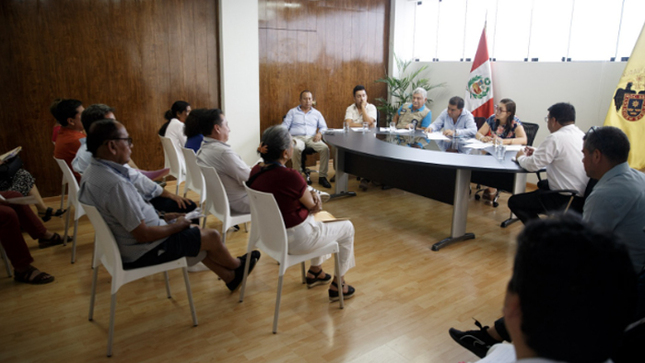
[344,85,377,128]
[508,103,589,224]
[195,109,251,214]
[282,90,331,188]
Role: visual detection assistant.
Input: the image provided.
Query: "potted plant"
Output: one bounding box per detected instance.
[375,54,444,123]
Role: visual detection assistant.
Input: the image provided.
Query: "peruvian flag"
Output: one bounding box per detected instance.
[465,26,494,119]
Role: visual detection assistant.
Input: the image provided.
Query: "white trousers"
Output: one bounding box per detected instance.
[287,214,355,276]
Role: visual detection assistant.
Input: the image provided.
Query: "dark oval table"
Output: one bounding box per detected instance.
[324,129,530,250]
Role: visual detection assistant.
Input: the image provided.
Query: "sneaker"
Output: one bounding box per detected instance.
[226,250,261,292]
[448,320,500,358]
[308,186,330,202]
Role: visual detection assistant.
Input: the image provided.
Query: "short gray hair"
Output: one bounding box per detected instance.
[412,87,427,99]
[259,125,292,162]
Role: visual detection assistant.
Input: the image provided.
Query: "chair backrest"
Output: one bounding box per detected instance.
[199,165,231,222]
[522,122,540,146]
[81,204,123,283]
[159,135,186,181]
[474,116,487,130]
[54,157,84,216]
[181,147,206,204]
[244,185,289,264]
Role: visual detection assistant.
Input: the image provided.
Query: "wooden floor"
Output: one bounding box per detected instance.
[0,175,528,362]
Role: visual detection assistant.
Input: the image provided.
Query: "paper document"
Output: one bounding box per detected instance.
[314,210,349,223]
[425,132,450,141]
[463,139,490,149]
[0,195,38,205]
[504,144,524,152]
[1,146,22,162]
[324,129,344,133]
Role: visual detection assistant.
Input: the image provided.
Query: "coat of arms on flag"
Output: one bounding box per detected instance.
[604,23,645,169]
[467,75,492,100]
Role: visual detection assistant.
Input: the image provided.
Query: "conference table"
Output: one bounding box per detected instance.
[324,129,530,251]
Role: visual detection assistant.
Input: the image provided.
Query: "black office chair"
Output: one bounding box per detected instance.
[475,121,540,207]
[301,147,317,185]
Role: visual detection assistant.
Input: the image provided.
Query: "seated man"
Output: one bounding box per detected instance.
[393,87,432,130]
[450,127,645,358]
[78,120,259,291]
[195,108,251,214]
[345,85,377,128]
[425,96,477,137]
[476,215,636,362]
[282,90,331,188]
[1,191,64,284]
[51,98,85,183]
[508,103,588,224]
[72,104,193,215]
[344,85,379,190]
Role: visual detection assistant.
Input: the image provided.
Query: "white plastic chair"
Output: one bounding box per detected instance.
[82,203,198,357]
[181,148,207,223]
[159,135,187,196]
[199,165,251,244]
[239,185,343,333]
[54,158,86,264]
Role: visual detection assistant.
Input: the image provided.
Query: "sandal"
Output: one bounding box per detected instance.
[38,208,66,222]
[38,233,71,249]
[328,281,355,302]
[306,269,332,288]
[14,266,55,285]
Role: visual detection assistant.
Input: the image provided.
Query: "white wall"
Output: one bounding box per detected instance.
[219,0,261,165]
[391,0,628,184]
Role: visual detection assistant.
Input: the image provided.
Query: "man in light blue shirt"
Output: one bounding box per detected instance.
[426,96,477,138]
[282,90,331,188]
[582,126,645,317]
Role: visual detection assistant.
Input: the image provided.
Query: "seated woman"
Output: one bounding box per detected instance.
[0,155,65,222]
[159,100,191,152]
[475,98,527,201]
[1,191,64,284]
[184,110,204,153]
[475,98,527,145]
[248,125,356,301]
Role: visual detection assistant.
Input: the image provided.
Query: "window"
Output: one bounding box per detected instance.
[411,0,645,62]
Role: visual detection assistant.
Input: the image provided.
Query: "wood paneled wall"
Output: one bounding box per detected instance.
[0,0,220,197]
[259,0,390,132]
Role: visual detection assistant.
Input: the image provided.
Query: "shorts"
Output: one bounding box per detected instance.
[123,227,202,269]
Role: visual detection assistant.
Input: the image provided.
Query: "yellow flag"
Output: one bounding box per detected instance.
[604,23,645,170]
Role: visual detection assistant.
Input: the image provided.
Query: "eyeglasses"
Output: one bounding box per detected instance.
[543,116,550,122]
[107,137,133,146]
[494,105,507,113]
[584,126,599,140]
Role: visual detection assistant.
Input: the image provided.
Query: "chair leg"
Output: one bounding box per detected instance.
[164,271,171,298]
[89,266,99,321]
[300,262,306,284]
[238,247,253,302]
[221,230,227,245]
[182,268,198,326]
[243,223,248,233]
[62,203,72,245]
[273,275,284,334]
[60,181,66,211]
[71,218,79,264]
[334,253,344,309]
[107,293,117,357]
[175,183,180,195]
[1,246,12,278]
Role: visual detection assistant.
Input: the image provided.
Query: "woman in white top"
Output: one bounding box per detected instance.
[159,100,191,151]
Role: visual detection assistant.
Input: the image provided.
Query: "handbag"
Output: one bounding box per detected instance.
[0,155,23,182]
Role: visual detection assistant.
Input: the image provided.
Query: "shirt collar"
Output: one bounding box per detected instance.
[408,104,426,112]
[203,136,230,148]
[94,158,131,181]
[598,162,630,185]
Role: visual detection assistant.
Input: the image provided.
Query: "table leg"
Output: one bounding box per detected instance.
[432,169,475,251]
[501,173,527,228]
[330,148,356,200]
